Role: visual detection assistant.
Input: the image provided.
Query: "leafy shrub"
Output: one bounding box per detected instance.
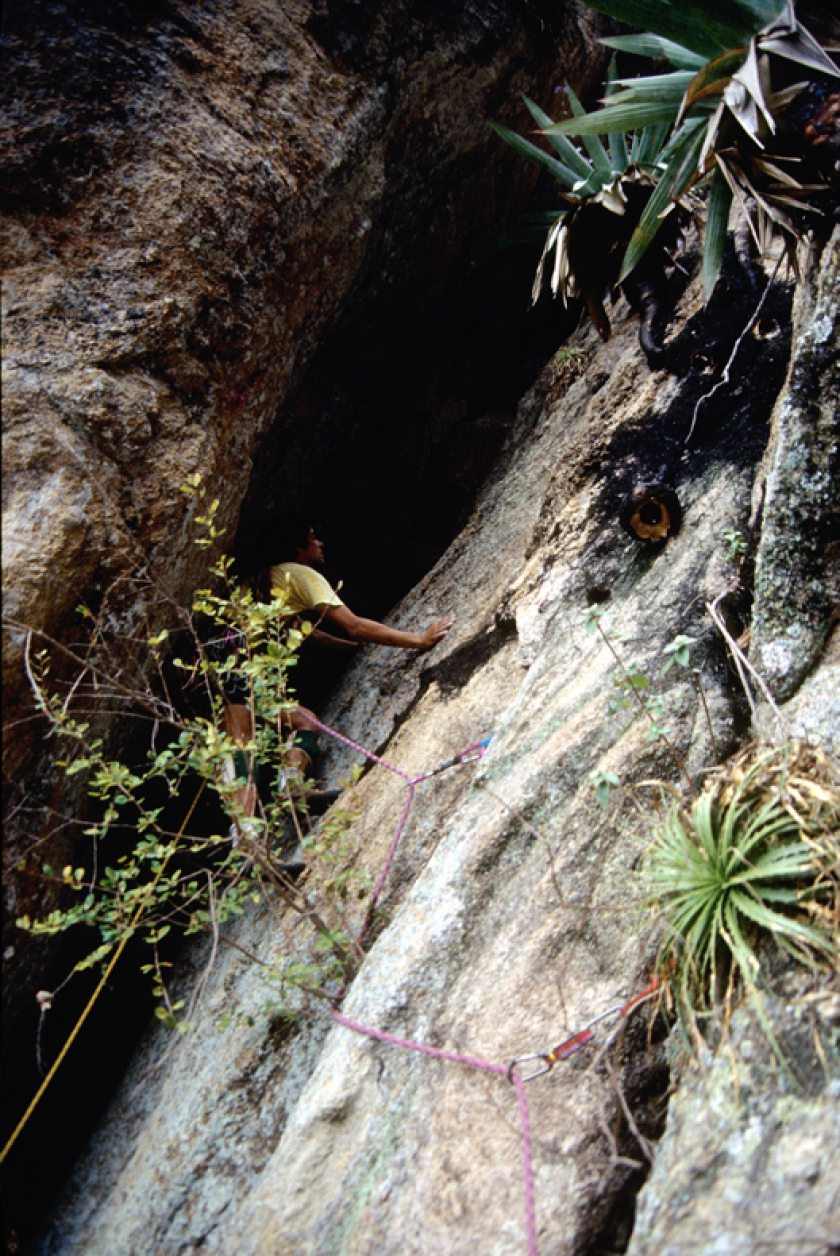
[16,480,364,1026]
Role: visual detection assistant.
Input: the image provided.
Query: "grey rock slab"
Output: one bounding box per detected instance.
[37,250,810,1256]
[750,226,840,705]
[626,984,840,1256]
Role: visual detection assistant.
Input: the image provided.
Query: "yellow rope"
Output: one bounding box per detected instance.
[0,781,206,1165]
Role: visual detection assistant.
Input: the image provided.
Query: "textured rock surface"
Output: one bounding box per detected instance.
[2,0,604,1033]
[750,226,840,710]
[34,236,839,1256]
[4,5,839,1255]
[626,977,840,1256]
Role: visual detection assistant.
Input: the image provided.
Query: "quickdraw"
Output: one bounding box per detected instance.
[507,974,664,1083]
[423,736,493,779]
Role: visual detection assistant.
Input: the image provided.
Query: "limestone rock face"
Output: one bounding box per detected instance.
[750,226,840,710]
[34,234,839,1256]
[2,0,603,1027]
[4,5,839,1254]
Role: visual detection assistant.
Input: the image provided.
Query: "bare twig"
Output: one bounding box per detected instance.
[12,618,181,727]
[685,256,783,446]
[693,672,719,765]
[595,621,697,798]
[474,781,575,911]
[706,595,789,740]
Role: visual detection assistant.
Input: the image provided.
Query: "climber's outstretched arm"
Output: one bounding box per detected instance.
[323,604,455,651]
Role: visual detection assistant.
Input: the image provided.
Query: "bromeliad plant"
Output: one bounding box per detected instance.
[490,65,679,341]
[546,0,840,296]
[645,741,840,1049]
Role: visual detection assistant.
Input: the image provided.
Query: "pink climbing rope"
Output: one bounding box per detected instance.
[358,783,416,946]
[306,714,490,787]
[302,715,659,1256]
[305,713,417,783]
[306,715,490,941]
[331,1009,539,1256]
[304,720,541,1245]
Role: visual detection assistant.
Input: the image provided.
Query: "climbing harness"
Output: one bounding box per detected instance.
[506,975,664,1082]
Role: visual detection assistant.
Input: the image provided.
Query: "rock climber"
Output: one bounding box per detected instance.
[267,513,456,785]
[216,514,454,868]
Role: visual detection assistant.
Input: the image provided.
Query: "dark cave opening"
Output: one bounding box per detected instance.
[235,230,580,623]
[229,219,583,716]
[2,945,163,1255]
[2,747,235,1256]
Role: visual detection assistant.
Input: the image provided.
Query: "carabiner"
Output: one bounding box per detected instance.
[508,1025,597,1083]
[460,736,492,764]
[507,1053,553,1083]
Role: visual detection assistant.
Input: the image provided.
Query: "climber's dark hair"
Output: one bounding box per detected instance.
[231,513,315,602]
[259,512,314,564]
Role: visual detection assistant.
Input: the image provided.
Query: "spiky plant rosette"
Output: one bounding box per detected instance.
[645,741,839,1034]
[546,0,840,296]
[489,66,672,311]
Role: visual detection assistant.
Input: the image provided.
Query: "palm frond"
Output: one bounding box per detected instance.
[522,96,592,180]
[620,118,706,280]
[542,99,684,138]
[606,58,631,173]
[488,121,582,188]
[632,119,670,168]
[583,0,784,58]
[490,0,838,323]
[566,86,615,181]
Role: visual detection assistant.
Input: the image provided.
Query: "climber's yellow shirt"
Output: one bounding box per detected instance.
[270,562,344,616]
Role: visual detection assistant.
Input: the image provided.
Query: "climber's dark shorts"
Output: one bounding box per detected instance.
[293,729,321,767]
[231,749,260,789]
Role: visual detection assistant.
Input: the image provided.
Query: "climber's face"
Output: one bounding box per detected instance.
[297,529,325,567]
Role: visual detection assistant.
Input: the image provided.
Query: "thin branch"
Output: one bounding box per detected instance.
[706,595,789,740]
[685,255,783,446]
[596,621,697,798]
[474,781,576,911]
[11,618,179,726]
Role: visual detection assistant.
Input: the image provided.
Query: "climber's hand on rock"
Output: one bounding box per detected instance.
[419,614,456,650]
